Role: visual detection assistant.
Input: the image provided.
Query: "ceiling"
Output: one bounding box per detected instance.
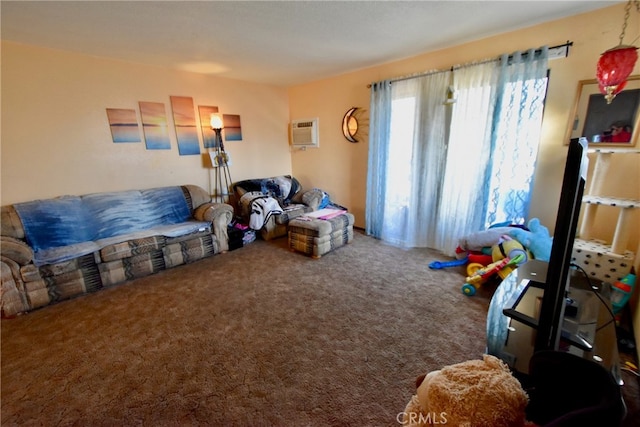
[1,1,621,86]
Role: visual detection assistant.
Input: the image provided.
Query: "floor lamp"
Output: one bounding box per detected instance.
[210,113,232,203]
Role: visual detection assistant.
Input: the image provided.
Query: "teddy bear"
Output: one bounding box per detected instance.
[402,354,530,427]
[507,218,553,262]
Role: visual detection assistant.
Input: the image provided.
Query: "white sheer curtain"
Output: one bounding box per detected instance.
[366,48,549,256]
[435,61,500,254]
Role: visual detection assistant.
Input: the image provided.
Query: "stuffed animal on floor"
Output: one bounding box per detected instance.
[491,235,530,264]
[402,355,531,427]
[455,223,530,266]
[508,218,553,262]
[457,226,516,253]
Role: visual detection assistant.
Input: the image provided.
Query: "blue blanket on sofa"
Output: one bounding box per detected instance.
[14,187,191,252]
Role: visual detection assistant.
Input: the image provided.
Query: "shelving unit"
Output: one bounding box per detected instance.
[572,148,640,283]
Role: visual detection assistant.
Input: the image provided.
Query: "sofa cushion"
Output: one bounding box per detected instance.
[0,236,34,265]
[99,236,166,263]
[163,234,215,268]
[23,253,103,309]
[99,250,166,287]
[1,260,30,317]
[182,185,211,212]
[39,253,99,278]
[40,253,102,302]
[19,264,41,282]
[275,204,311,225]
[96,221,211,262]
[1,206,26,240]
[23,279,49,310]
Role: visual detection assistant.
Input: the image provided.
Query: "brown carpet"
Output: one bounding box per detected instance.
[1,231,638,426]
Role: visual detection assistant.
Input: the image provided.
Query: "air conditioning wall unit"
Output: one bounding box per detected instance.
[290,118,319,148]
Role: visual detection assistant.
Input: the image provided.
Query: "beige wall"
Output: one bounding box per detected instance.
[1,41,292,205]
[288,3,640,253]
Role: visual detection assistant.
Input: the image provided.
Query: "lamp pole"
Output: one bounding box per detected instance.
[210,114,232,203]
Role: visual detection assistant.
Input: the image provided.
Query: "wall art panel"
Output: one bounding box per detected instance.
[139,101,171,150]
[170,96,201,155]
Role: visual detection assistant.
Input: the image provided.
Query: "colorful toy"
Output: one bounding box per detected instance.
[460,236,529,296]
[430,225,538,296]
[428,257,468,269]
[429,251,493,270]
[611,273,636,314]
[450,224,529,269]
[489,235,531,280]
[430,228,516,270]
[461,253,525,296]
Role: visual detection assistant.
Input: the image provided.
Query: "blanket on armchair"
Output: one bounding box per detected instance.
[238,192,284,231]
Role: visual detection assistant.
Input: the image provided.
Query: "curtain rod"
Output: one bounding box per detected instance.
[366,41,573,88]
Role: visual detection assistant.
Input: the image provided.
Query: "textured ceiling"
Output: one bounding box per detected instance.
[1,0,621,86]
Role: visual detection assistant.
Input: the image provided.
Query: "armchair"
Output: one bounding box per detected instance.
[232,175,324,240]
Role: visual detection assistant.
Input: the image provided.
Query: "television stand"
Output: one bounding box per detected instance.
[487,260,621,383]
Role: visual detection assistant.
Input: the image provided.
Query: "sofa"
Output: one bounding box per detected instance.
[232,175,325,240]
[0,185,233,317]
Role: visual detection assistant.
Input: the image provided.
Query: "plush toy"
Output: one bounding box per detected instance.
[491,235,530,263]
[403,355,530,427]
[457,227,515,253]
[507,218,552,262]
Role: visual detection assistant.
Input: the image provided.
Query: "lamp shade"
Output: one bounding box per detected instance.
[210,113,223,129]
[597,45,638,103]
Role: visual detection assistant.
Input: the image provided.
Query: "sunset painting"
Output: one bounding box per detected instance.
[198,105,220,148]
[223,114,243,141]
[106,108,140,143]
[139,101,171,150]
[170,96,200,156]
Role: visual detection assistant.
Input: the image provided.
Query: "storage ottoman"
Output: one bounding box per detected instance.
[288,212,355,258]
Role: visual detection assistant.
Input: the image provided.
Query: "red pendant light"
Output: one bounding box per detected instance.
[596,0,639,104]
[597,46,637,103]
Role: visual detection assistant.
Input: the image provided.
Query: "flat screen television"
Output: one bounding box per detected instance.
[501,137,590,352]
[534,137,589,351]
